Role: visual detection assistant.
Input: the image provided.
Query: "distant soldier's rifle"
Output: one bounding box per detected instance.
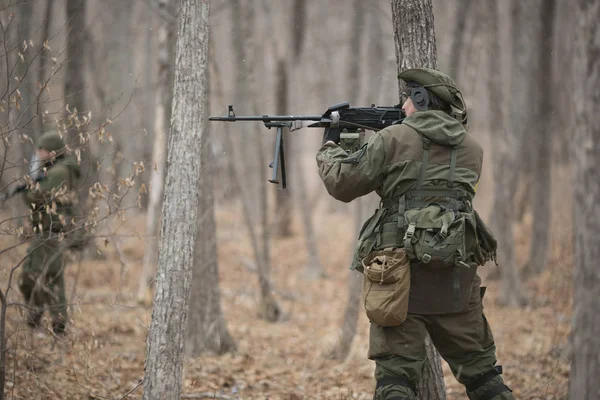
[209,102,405,189]
[0,176,45,204]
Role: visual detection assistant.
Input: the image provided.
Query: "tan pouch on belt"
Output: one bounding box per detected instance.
[362,248,411,327]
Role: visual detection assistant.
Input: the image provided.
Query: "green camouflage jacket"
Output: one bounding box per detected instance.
[23,155,81,233]
[317,110,482,204]
[317,110,484,314]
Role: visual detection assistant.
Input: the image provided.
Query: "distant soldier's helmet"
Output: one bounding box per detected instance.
[398,68,467,116]
[36,131,66,152]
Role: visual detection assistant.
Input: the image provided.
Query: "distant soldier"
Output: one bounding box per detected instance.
[19,131,81,335]
[317,68,514,400]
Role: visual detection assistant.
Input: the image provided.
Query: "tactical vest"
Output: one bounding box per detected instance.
[352,129,495,314]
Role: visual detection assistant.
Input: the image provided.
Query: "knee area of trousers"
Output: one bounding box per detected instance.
[374,376,417,400]
[466,375,514,400]
[374,384,417,400]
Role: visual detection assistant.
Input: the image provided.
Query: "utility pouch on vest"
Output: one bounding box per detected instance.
[351,207,388,272]
[474,210,498,265]
[402,205,475,269]
[361,248,410,326]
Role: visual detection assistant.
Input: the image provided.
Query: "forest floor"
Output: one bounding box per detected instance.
[0,202,572,400]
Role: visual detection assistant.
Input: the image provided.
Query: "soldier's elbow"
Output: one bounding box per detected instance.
[327,187,356,203]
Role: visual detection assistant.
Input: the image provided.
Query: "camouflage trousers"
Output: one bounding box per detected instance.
[369,282,514,400]
[19,237,68,333]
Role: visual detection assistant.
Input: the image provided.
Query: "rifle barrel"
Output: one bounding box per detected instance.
[209,115,322,122]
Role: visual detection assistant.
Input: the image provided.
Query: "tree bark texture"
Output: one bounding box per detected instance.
[390,1,445,398]
[568,1,600,399]
[524,0,556,276]
[391,0,437,99]
[416,339,446,399]
[141,1,210,399]
[139,0,177,302]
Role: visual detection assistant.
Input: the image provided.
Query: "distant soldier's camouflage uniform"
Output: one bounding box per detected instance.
[20,131,81,335]
[317,69,514,400]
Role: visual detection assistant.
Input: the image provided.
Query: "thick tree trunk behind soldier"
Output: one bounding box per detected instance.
[390,0,445,398]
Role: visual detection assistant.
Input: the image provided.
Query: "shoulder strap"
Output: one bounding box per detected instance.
[448,146,457,188]
[416,137,431,189]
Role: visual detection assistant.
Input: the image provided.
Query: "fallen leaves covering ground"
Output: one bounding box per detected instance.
[0,203,571,400]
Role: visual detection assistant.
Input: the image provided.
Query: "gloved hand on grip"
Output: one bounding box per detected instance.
[322,127,341,144]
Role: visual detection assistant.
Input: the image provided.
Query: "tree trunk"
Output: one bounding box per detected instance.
[568,1,600,399]
[142,1,210,399]
[286,0,323,279]
[390,1,445,397]
[416,339,447,399]
[331,199,364,360]
[330,0,366,360]
[391,0,437,98]
[490,0,532,306]
[231,0,281,322]
[186,63,235,356]
[105,0,135,205]
[64,0,87,138]
[447,0,471,78]
[65,0,94,196]
[16,0,35,140]
[9,0,34,223]
[296,161,323,279]
[139,0,176,303]
[37,0,54,137]
[523,0,556,277]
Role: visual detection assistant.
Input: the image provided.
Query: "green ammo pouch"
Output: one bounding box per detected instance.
[474,210,498,264]
[351,207,388,272]
[403,205,473,268]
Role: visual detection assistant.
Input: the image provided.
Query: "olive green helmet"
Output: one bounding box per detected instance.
[36,131,66,152]
[398,68,467,122]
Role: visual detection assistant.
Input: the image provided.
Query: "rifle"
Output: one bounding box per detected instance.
[209,102,405,188]
[0,176,45,204]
